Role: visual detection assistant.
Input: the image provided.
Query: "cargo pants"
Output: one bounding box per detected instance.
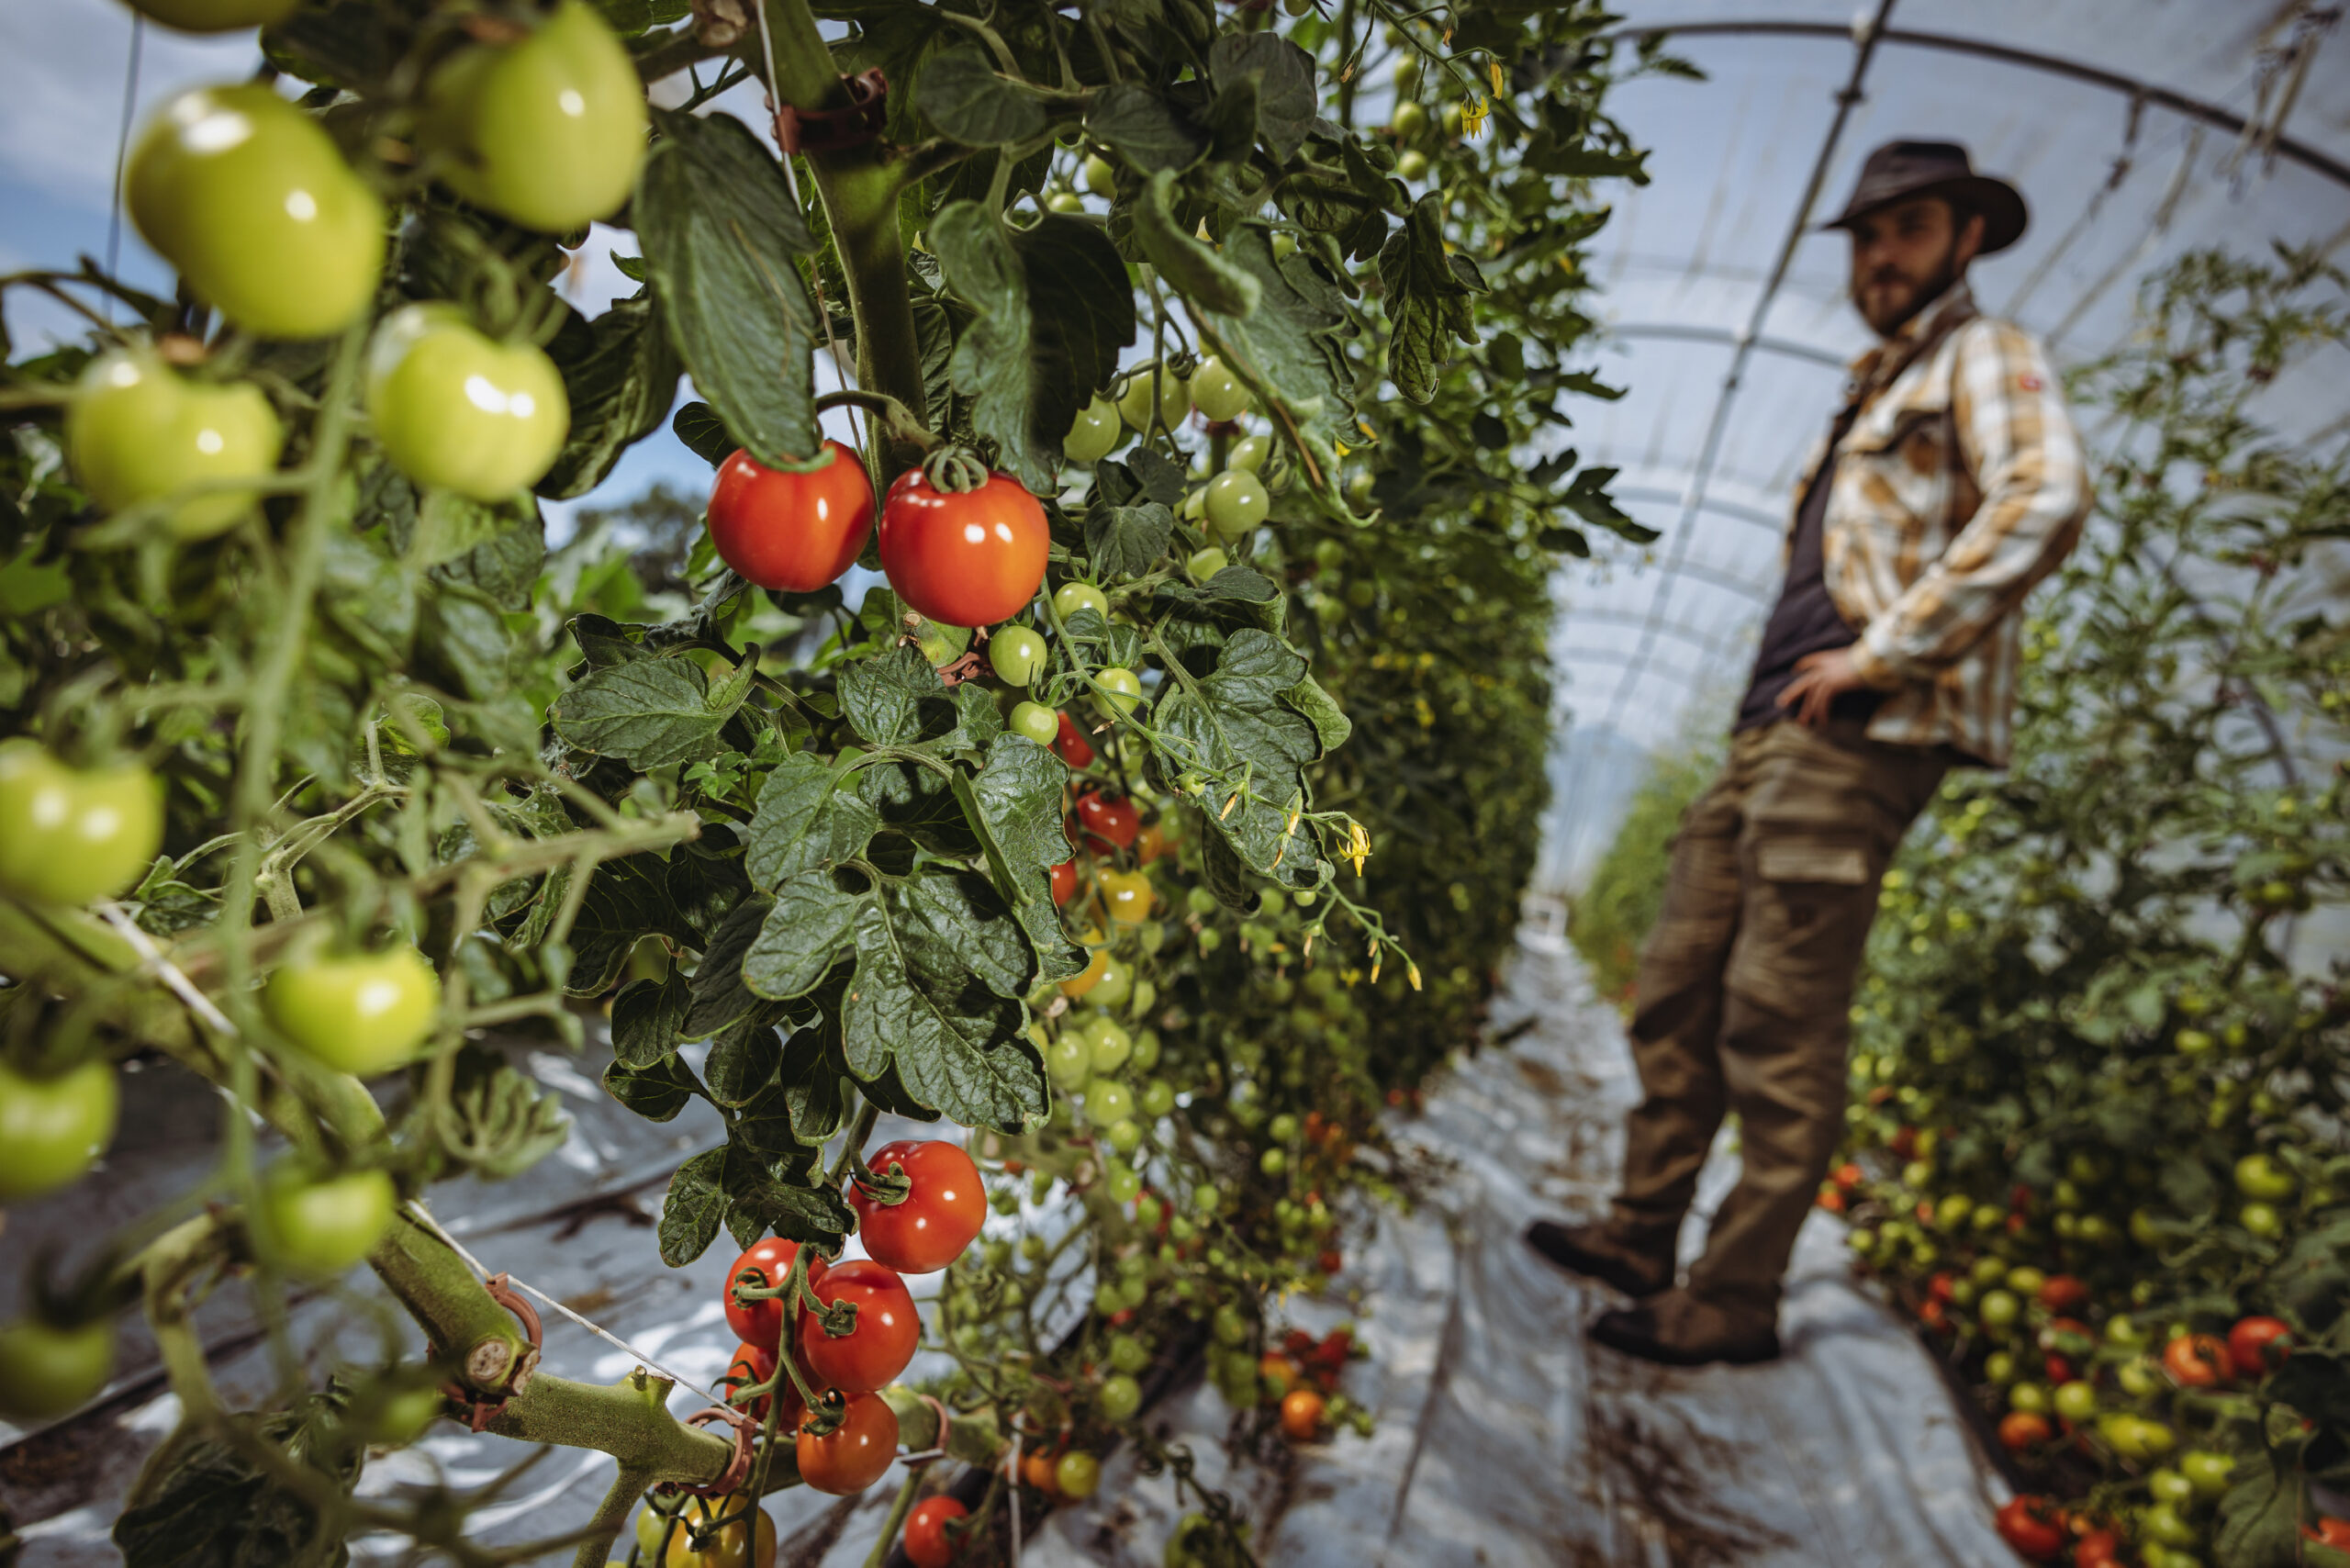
[1608,716,1950,1323]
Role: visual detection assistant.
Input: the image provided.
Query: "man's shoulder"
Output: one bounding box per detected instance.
[1949,311,2059,374]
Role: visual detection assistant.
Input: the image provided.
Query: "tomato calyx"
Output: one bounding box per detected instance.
[921,445,994,495]
[849,1151,914,1208]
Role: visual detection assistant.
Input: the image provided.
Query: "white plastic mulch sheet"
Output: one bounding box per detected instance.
[1026,936,2020,1568]
[0,939,2016,1566]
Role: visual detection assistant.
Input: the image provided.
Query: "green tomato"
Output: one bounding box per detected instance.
[1392,100,1428,139]
[1054,581,1111,622]
[1212,1303,1248,1346]
[1010,700,1059,745]
[265,945,441,1076]
[1168,1214,1195,1243]
[129,84,385,340]
[2053,1380,2098,1422]
[1977,1289,2020,1331]
[1191,356,1250,422]
[1186,545,1229,582]
[420,0,647,232]
[2005,1265,2046,1297]
[1107,1118,1143,1155]
[1088,1080,1135,1123]
[1105,1164,1143,1204]
[2141,1501,2198,1550]
[1203,470,1270,540]
[1396,150,1429,182]
[1345,470,1375,509]
[2180,1450,2235,1499]
[1064,394,1122,465]
[1194,1182,1221,1215]
[1268,1113,1299,1143]
[0,741,164,907]
[1186,886,1219,917]
[1083,153,1118,196]
[257,1168,397,1280]
[1089,1019,1134,1073]
[128,0,300,31]
[0,1317,115,1422]
[1140,1079,1176,1118]
[2117,1357,2165,1399]
[0,1059,119,1204]
[1271,231,1296,260]
[2007,1381,2050,1416]
[1095,666,1144,716]
[1228,434,1271,474]
[1056,1450,1101,1499]
[990,625,1047,686]
[67,350,284,540]
[1117,364,1190,431]
[1110,1333,1151,1373]
[366,305,569,499]
[1088,956,1135,1011]
[1393,53,1422,89]
[1099,1372,1142,1421]
[1984,1350,2016,1384]
[1046,1033,1092,1090]
[2239,1201,2283,1238]
[2149,1468,2197,1507]
[1969,1254,2009,1287]
[1259,1148,1287,1177]
[1047,189,1086,214]
[2232,1153,2296,1201]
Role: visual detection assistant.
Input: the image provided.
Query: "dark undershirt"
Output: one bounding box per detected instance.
[1734,399,1885,733]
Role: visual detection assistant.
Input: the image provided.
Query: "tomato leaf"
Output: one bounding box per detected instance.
[656,1147,730,1266]
[442,1045,573,1181]
[638,109,821,471]
[839,644,958,747]
[113,1390,360,1568]
[1083,477,1174,579]
[1281,672,1353,752]
[1152,629,1325,887]
[932,205,1135,492]
[1380,192,1485,404]
[917,45,1052,147]
[603,1052,699,1123]
[704,1013,786,1107]
[683,894,774,1040]
[959,735,1087,983]
[743,871,863,1001]
[612,967,693,1069]
[665,826,752,944]
[552,656,731,768]
[1206,34,1317,163]
[840,871,1046,1130]
[746,753,880,889]
[722,1141,855,1250]
[1084,83,1208,174]
[536,287,684,500]
[671,400,734,468]
[534,852,691,997]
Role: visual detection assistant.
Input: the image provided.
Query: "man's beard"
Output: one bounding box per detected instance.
[1859,239,1964,336]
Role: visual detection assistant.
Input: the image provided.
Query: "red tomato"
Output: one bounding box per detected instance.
[2073,1529,2122,1568]
[1998,1411,2052,1451]
[706,440,874,591]
[878,466,1048,627]
[1135,821,1168,864]
[2163,1333,2233,1388]
[1019,1449,1059,1495]
[1817,1187,1846,1213]
[726,1238,823,1351]
[2305,1517,2350,1548]
[1832,1162,1863,1191]
[1994,1495,2066,1561]
[902,1495,968,1568]
[796,1390,899,1494]
[1051,861,1078,906]
[1075,790,1139,852]
[851,1140,986,1275]
[1053,711,1094,769]
[2037,1274,2091,1314]
[1279,1387,1325,1441]
[1928,1272,1957,1305]
[797,1260,919,1393]
[2227,1315,2292,1377]
[1889,1126,1918,1159]
[1317,1249,1343,1275]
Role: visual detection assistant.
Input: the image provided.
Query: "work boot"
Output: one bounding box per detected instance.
[1588,1287,1781,1367]
[1522,1220,1673,1297]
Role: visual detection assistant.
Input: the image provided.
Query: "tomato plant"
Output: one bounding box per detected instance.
[365,305,570,499]
[0,741,162,906]
[724,1238,822,1351]
[254,1168,397,1281]
[262,945,441,1077]
[0,1059,119,1203]
[796,1260,919,1393]
[795,1393,898,1495]
[67,350,284,540]
[876,461,1048,628]
[901,1495,968,1568]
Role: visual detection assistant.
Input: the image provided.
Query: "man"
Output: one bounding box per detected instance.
[1526,141,2091,1366]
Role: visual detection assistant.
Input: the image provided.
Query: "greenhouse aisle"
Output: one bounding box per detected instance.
[1032,935,2020,1568]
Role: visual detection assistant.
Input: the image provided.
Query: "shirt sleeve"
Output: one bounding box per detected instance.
[1846,320,2091,688]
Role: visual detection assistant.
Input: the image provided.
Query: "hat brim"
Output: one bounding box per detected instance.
[1821,175,2028,254]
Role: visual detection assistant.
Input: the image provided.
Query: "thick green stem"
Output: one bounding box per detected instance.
[576,1465,657,1568]
[756,0,932,477]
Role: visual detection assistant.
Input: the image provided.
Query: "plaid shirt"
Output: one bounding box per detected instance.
[1806,281,2090,766]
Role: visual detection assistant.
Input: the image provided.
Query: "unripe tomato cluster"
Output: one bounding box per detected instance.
[1836,1115,2341,1566]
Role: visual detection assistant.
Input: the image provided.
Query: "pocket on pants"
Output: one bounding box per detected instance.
[1728,828,1883,1021]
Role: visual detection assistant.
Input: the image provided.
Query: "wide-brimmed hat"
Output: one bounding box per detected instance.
[1820,140,2028,253]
